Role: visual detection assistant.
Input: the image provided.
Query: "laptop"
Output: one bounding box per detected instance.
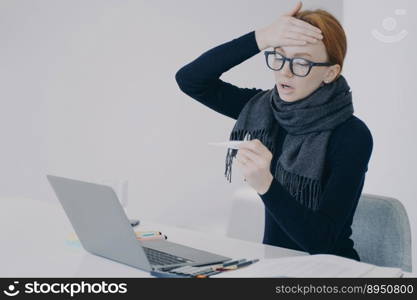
[46,174,231,273]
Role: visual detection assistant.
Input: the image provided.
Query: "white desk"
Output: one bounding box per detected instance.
[2,197,415,278]
[0,197,308,277]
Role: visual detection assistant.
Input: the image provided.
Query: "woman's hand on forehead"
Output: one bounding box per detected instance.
[255,1,323,51]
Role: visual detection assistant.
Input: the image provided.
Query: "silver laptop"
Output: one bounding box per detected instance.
[46,174,231,272]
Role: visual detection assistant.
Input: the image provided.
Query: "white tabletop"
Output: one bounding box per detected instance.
[0,197,309,277]
[2,197,415,278]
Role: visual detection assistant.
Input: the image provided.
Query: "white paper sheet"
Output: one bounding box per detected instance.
[212,254,403,278]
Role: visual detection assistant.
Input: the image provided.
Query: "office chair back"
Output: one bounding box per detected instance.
[351,193,412,272]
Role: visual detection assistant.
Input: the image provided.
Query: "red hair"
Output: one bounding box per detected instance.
[295,9,347,80]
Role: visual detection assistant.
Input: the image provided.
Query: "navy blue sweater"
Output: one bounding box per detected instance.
[175,30,373,261]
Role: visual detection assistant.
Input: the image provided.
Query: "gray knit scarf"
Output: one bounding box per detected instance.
[225,75,354,211]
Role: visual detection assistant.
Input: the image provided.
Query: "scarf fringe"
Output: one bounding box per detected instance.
[276,162,322,211]
[224,128,274,183]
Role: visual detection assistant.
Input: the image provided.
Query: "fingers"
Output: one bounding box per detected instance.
[285,0,302,17]
[239,139,271,158]
[290,17,322,34]
[279,38,307,46]
[236,148,262,166]
[287,24,323,41]
[234,158,249,182]
[285,31,321,44]
[235,152,255,171]
[235,151,258,181]
[281,17,323,46]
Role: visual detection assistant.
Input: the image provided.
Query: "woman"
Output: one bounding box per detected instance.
[175,1,373,261]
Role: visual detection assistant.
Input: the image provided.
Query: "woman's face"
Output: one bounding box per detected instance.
[274,41,340,103]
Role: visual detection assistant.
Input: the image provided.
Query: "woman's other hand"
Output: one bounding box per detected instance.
[255,1,323,51]
[235,139,274,195]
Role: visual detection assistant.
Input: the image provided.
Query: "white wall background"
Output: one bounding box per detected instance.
[343,0,417,271]
[1,0,414,270]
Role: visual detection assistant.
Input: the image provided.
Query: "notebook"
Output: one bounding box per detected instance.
[211,254,403,278]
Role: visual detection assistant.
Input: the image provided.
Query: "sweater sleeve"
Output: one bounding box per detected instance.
[259,124,373,254]
[175,30,266,120]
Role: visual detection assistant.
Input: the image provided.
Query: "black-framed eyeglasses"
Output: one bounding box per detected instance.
[264,50,333,77]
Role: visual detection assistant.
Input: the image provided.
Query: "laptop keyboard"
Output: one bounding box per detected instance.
[143,247,192,266]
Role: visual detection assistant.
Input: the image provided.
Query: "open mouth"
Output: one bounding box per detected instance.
[278,82,295,95]
[279,83,294,90]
